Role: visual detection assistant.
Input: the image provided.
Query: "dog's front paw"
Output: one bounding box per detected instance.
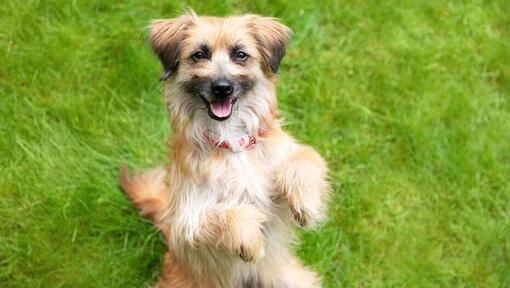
[289,198,310,227]
[238,235,265,263]
[275,145,330,228]
[223,205,267,263]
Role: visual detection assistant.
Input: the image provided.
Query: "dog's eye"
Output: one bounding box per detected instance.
[191,51,206,61]
[235,51,249,61]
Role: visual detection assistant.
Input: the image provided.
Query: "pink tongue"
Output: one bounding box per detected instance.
[210,100,233,118]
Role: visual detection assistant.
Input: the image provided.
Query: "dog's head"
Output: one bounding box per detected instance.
[149,12,291,128]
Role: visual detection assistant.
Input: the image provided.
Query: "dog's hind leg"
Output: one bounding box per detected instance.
[153,252,197,288]
[119,166,169,223]
[259,255,321,288]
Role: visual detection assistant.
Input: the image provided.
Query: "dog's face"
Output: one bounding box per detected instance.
[149,13,291,124]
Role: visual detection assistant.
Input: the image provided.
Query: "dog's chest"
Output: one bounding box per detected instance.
[170,150,273,245]
[202,152,271,205]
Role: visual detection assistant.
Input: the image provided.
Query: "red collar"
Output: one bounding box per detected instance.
[205,128,265,152]
[203,110,275,152]
[207,135,256,151]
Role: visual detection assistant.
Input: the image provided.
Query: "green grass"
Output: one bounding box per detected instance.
[1,0,509,287]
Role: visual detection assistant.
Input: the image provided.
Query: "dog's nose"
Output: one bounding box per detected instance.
[212,80,233,98]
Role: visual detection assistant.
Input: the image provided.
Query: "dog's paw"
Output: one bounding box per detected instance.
[238,237,265,263]
[289,200,310,227]
[274,145,330,228]
[287,187,326,228]
[223,205,267,263]
[236,218,266,263]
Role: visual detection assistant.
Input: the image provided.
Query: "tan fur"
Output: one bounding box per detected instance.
[119,166,168,223]
[197,204,268,263]
[275,145,329,227]
[120,11,330,288]
[154,252,197,288]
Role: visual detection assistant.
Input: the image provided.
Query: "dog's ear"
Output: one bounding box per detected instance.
[249,16,292,75]
[149,14,192,80]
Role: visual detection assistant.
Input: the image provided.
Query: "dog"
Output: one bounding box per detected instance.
[120,11,330,288]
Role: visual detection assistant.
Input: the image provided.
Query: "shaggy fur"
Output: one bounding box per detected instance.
[120,11,330,288]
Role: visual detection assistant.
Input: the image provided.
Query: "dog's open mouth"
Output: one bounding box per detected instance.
[210,99,232,118]
[201,96,237,121]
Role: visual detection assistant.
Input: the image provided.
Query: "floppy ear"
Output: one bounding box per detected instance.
[149,15,191,80]
[250,16,292,75]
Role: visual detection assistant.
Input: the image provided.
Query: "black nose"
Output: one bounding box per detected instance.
[212,80,233,98]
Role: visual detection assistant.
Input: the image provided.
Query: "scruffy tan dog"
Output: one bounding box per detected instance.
[120,11,330,288]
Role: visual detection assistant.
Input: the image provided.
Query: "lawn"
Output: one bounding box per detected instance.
[1,0,509,287]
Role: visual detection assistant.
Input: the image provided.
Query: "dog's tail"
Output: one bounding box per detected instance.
[119,166,169,223]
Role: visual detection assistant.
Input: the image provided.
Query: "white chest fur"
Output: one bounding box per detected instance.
[169,150,272,244]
